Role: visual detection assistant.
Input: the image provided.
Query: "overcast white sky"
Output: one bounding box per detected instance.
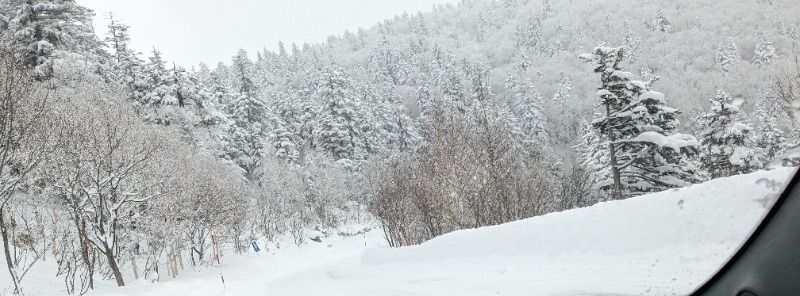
[77,0,457,68]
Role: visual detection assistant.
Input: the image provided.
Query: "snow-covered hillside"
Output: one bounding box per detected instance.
[15,167,776,296]
[2,0,799,295]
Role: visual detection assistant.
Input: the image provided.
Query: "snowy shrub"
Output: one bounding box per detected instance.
[368,102,560,247]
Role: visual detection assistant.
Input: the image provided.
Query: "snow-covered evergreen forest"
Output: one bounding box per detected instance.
[0,0,799,294]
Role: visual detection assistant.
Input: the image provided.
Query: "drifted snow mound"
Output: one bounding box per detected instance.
[320,168,798,295]
[363,167,795,267]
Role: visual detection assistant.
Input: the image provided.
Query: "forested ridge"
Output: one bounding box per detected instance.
[0,0,798,294]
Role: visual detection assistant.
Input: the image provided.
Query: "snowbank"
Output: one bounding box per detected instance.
[367,168,793,263]
[351,167,795,295]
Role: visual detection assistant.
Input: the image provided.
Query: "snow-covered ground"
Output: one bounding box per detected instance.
[8,167,795,296]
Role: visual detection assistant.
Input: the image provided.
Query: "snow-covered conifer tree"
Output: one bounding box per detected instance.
[716,37,741,72]
[692,17,703,32]
[754,96,791,166]
[313,67,368,166]
[416,80,434,122]
[575,118,611,192]
[0,0,96,79]
[698,89,761,178]
[222,49,268,181]
[508,74,548,146]
[573,21,586,40]
[753,26,777,66]
[787,21,799,40]
[476,12,489,42]
[551,73,572,121]
[270,118,300,164]
[367,93,419,157]
[623,22,643,63]
[134,48,170,114]
[516,16,543,50]
[542,0,554,18]
[652,6,672,33]
[367,36,410,86]
[231,49,257,96]
[105,14,144,90]
[581,46,699,198]
[430,47,467,113]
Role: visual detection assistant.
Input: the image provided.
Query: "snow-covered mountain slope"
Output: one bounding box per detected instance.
[25,167,793,296]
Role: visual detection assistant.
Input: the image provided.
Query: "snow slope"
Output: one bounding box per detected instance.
[269,167,795,296]
[9,167,794,296]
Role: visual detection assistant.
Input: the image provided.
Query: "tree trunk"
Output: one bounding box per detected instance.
[0,209,22,295]
[130,251,139,280]
[178,248,184,270]
[77,220,94,289]
[605,102,623,199]
[104,246,125,287]
[169,250,179,278]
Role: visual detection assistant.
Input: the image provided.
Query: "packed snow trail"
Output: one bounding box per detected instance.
[11,167,792,296]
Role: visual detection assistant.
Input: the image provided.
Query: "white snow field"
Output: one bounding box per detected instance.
[7,167,795,296]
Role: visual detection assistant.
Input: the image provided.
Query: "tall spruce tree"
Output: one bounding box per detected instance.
[508,74,548,147]
[753,26,777,66]
[269,117,300,164]
[580,46,698,198]
[698,89,761,178]
[105,14,143,90]
[652,6,672,33]
[430,46,467,114]
[313,67,368,166]
[716,37,741,72]
[0,0,97,79]
[222,49,268,181]
[575,117,611,193]
[754,95,800,167]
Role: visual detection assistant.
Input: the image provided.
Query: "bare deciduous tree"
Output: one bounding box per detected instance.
[0,45,53,295]
[47,85,166,287]
[369,102,560,247]
[771,56,800,124]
